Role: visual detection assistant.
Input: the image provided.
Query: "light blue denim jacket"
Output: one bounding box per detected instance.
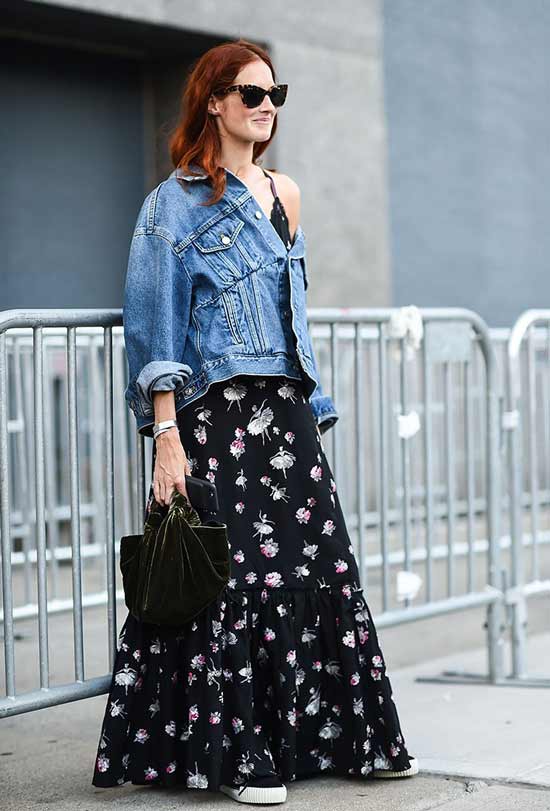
[123,164,339,437]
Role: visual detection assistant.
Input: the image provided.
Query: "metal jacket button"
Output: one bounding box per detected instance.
[220,234,231,245]
[255,210,262,219]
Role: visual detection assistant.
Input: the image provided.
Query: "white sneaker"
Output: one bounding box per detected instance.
[372,755,419,778]
[220,773,287,804]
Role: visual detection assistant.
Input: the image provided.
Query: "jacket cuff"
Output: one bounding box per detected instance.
[310,393,339,434]
[134,360,193,414]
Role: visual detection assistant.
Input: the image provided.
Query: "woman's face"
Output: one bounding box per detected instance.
[208,59,278,145]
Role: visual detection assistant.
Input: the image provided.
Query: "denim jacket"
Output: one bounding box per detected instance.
[123,164,339,437]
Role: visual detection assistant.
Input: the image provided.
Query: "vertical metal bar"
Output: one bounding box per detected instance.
[399,337,412,609]
[377,324,390,612]
[33,327,50,689]
[67,327,85,682]
[103,328,117,668]
[354,323,366,586]
[422,331,434,603]
[443,361,455,596]
[0,331,16,698]
[464,360,475,593]
[44,339,61,600]
[526,326,539,579]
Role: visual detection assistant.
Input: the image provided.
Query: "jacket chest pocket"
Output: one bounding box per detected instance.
[193,214,261,280]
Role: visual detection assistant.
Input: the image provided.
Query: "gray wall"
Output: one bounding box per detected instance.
[383,0,550,326]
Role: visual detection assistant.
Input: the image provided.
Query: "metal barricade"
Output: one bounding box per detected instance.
[503,310,550,687]
[1,306,508,718]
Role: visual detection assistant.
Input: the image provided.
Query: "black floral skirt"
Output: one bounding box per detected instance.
[92,374,413,791]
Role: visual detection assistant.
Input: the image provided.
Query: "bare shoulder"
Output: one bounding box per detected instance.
[264,169,301,226]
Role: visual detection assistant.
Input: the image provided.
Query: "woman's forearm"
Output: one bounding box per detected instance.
[153,389,177,424]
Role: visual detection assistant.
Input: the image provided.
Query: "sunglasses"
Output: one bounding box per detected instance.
[215,83,288,109]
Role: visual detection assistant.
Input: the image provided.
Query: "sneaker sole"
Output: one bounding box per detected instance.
[219,783,287,804]
[372,756,419,779]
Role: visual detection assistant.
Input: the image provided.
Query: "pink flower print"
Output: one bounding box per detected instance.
[206,470,216,483]
[260,474,271,486]
[260,588,269,603]
[284,430,295,444]
[334,559,348,573]
[234,617,246,630]
[296,507,311,524]
[332,704,342,715]
[208,457,219,470]
[210,641,220,652]
[335,617,340,626]
[322,519,336,535]
[233,549,245,563]
[191,654,206,671]
[209,712,222,725]
[187,670,197,687]
[350,672,361,686]
[235,502,245,514]
[189,704,199,722]
[253,724,262,735]
[230,437,246,459]
[235,426,246,438]
[286,650,297,667]
[310,465,323,481]
[358,626,369,645]
[144,766,158,781]
[341,584,352,598]
[134,728,149,743]
[264,571,283,588]
[390,743,401,757]
[165,720,176,737]
[223,668,234,681]
[171,670,178,684]
[245,571,258,584]
[264,628,276,642]
[330,478,337,492]
[232,717,244,734]
[342,630,356,648]
[371,668,382,680]
[307,496,317,507]
[96,755,109,773]
[194,425,207,445]
[372,655,383,667]
[312,660,322,671]
[166,761,177,774]
[260,539,279,558]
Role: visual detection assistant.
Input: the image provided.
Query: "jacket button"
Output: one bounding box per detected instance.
[220,234,231,245]
[255,210,262,219]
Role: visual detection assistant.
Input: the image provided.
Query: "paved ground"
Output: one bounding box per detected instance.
[2,599,549,810]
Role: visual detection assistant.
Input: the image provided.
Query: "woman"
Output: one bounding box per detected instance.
[92,38,418,804]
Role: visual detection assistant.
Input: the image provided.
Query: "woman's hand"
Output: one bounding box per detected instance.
[152,427,192,506]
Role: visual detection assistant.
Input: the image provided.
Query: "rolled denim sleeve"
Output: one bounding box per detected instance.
[123,230,193,418]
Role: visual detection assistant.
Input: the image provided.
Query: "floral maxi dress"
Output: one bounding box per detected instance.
[91,183,414,793]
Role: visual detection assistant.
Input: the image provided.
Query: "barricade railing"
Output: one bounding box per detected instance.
[0,305,512,717]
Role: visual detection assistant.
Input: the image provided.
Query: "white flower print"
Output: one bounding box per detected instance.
[232,716,244,734]
[322,519,336,535]
[187,762,209,789]
[305,686,321,716]
[210,711,222,724]
[335,559,348,573]
[286,650,297,667]
[205,470,215,483]
[195,405,213,424]
[193,424,207,445]
[263,628,276,641]
[293,564,310,581]
[284,430,295,444]
[330,477,337,492]
[166,761,177,774]
[149,638,161,654]
[260,539,279,558]
[264,571,284,587]
[273,425,280,434]
[276,603,288,616]
[372,654,383,667]
[260,474,271,486]
[302,540,319,559]
[247,399,275,443]
[277,381,298,403]
[114,663,137,694]
[235,501,245,513]
[148,698,160,717]
[353,697,364,717]
[96,754,109,772]
[189,705,199,722]
[252,510,275,539]
[144,766,158,781]
[229,432,246,459]
[270,483,290,502]
[190,653,206,671]
[287,708,297,726]
[165,720,176,737]
[296,507,311,524]
[342,630,356,648]
[223,381,248,410]
[233,549,245,563]
[350,672,361,686]
[108,699,127,719]
[319,719,343,741]
[371,668,382,680]
[208,456,218,470]
[245,572,258,584]
[235,468,247,489]
[269,446,296,477]
[307,496,317,507]
[310,465,323,481]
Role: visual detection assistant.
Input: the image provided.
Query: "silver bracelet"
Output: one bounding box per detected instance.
[153,418,178,440]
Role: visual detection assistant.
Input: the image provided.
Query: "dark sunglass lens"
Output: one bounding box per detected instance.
[242,86,266,108]
[270,85,287,107]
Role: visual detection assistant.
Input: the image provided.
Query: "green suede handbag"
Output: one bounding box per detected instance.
[119,490,230,627]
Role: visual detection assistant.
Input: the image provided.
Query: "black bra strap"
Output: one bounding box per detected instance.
[262,168,278,199]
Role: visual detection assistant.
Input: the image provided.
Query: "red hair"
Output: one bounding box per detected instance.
[168,39,279,207]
